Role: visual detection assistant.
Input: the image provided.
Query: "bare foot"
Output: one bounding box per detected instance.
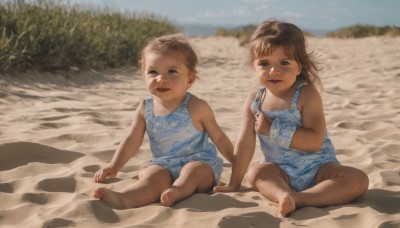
[93,187,131,209]
[278,193,296,217]
[160,188,179,207]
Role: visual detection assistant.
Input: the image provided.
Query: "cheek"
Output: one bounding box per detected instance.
[256,70,268,78]
[145,77,155,87]
[256,72,269,84]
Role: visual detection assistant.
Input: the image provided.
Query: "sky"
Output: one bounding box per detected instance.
[65,0,399,31]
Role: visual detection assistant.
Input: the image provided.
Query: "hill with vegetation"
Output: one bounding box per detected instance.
[1,1,399,74]
[326,24,400,38]
[0,0,178,73]
[215,24,400,46]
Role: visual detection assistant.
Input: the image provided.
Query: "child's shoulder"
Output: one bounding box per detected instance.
[138,98,147,106]
[187,94,209,110]
[186,94,215,120]
[297,83,323,108]
[136,98,147,113]
[247,89,261,100]
[298,84,321,99]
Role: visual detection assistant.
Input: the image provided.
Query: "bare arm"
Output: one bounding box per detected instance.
[214,92,257,192]
[189,97,234,163]
[94,99,146,182]
[290,85,326,151]
[255,85,326,152]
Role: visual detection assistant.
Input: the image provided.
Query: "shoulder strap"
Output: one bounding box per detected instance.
[291,83,307,109]
[181,92,192,107]
[145,96,153,118]
[254,87,265,113]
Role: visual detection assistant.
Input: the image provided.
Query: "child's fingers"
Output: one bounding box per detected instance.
[94,169,108,182]
[254,111,263,127]
[255,111,264,121]
[93,171,102,182]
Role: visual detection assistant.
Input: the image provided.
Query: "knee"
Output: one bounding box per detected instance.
[189,161,209,172]
[358,171,369,193]
[247,164,266,187]
[182,161,213,179]
[247,168,258,187]
[348,169,369,197]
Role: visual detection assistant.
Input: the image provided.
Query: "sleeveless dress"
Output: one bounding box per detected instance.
[252,83,339,191]
[145,92,223,182]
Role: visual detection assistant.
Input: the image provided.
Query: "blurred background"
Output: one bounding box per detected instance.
[1,0,399,73]
[64,0,400,36]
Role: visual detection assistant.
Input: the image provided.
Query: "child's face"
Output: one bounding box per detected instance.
[144,52,194,102]
[253,46,301,94]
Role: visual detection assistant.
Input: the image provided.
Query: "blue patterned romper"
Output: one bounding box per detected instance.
[252,83,339,191]
[145,92,223,183]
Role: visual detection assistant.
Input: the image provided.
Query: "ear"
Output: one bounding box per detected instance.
[187,73,195,89]
[297,65,302,75]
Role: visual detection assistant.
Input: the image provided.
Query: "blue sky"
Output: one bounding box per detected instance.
[66,0,399,30]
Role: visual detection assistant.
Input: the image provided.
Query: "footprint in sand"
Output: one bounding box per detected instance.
[21,193,48,205]
[37,177,76,193]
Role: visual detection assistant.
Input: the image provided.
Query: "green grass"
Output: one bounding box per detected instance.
[215,24,258,46]
[326,24,400,38]
[0,0,178,73]
[215,23,400,45]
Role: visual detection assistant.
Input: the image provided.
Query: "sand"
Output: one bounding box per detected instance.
[1,36,400,227]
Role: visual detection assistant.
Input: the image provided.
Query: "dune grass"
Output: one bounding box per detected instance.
[0,0,178,73]
[215,24,258,46]
[215,23,400,46]
[326,24,400,38]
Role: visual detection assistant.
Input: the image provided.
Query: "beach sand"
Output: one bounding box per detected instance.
[1,36,400,227]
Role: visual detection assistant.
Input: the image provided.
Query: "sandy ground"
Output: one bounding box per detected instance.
[0,36,400,227]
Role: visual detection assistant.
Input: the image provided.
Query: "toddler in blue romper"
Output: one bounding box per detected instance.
[145,92,224,183]
[252,83,339,192]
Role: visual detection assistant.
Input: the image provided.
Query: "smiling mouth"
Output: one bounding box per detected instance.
[269,80,282,83]
[156,88,170,92]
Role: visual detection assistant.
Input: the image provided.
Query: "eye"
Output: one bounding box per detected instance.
[168,69,178,74]
[258,61,269,67]
[147,70,157,75]
[280,60,290,66]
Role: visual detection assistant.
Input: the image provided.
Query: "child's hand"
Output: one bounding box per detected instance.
[213,184,239,193]
[94,165,117,183]
[254,111,272,136]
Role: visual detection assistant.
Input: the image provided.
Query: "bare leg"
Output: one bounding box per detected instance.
[293,163,369,208]
[247,162,295,217]
[93,165,172,209]
[160,161,214,207]
[248,163,369,217]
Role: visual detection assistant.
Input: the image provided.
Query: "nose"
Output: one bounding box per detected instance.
[156,74,167,83]
[270,66,280,75]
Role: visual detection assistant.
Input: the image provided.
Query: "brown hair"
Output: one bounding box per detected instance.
[139,33,199,79]
[249,20,321,90]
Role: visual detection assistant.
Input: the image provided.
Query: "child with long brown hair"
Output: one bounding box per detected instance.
[214,20,368,217]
